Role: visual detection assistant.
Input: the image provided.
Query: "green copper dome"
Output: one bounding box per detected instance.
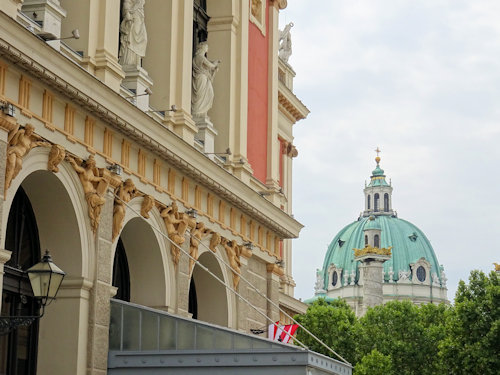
[319,215,443,287]
[363,216,381,230]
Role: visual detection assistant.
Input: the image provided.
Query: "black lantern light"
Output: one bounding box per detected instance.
[0,250,65,334]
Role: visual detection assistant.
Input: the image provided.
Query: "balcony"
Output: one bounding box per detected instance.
[108,299,352,374]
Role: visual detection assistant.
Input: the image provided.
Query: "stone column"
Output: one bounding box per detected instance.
[86,189,115,375]
[143,0,197,144]
[356,254,390,316]
[236,250,252,332]
[61,0,124,91]
[176,242,191,317]
[266,264,283,323]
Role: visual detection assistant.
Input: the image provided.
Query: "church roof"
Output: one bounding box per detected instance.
[320,214,443,287]
[367,156,389,187]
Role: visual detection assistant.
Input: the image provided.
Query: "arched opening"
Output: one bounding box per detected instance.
[364,235,368,246]
[116,217,167,307]
[374,234,380,248]
[112,238,130,302]
[190,251,228,326]
[384,193,389,212]
[193,0,209,55]
[188,278,198,319]
[374,193,380,212]
[0,187,40,375]
[367,195,371,209]
[3,166,87,375]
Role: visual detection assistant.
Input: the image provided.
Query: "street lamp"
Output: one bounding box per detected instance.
[0,250,66,334]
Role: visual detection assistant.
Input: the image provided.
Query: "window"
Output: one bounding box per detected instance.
[374,234,380,248]
[416,266,426,282]
[332,271,338,287]
[384,193,389,212]
[364,235,368,246]
[374,193,380,211]
[193,0,209,56]
[367,195,371,209]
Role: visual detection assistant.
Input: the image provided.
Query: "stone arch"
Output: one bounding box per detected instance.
[113,197,172,308]
[189,238,234,327]
[1,147,91,375]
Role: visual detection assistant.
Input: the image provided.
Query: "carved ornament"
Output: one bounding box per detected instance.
[267,263,285,276]
[353,245,392,257]
[140,195,154,218]
[221,237,242,289]
[494,262,500,272]
[47,144,65,173]
[112,178,138,241]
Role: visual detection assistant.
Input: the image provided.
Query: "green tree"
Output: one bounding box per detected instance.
[439,270,500,374]
[354,349,393,375]
[294,298,359,364]
[357,300,447,375]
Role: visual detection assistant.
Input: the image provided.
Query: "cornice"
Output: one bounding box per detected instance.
[278,84,310,122]
[0,11,303,239]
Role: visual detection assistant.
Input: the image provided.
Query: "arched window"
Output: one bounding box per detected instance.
[384,193,389,212]
[367,195,371,209]
[193,0,209,55]
[1,188,40,375]
[364,235,368,246]
[374,234,380,248]
[374,193,380,212]
[112,238,130,302]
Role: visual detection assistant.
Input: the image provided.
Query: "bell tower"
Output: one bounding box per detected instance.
[363,148,395,217]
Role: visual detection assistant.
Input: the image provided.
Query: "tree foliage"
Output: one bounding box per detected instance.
[294,270,499,374]
[294,298,359,364]
[354,349,393,375]
[439,270,500,374]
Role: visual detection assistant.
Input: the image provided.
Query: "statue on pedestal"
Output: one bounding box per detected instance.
[278,22,293,63]
[191,42,220,120]
[119,0,147,66]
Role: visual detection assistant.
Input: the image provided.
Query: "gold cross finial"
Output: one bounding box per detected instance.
[374,147,381,164]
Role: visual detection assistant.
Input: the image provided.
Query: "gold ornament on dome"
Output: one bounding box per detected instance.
[494,262,500,272]
[353,245,392,257]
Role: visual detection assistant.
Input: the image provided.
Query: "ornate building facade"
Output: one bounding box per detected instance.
[0,1,354,374]
[308,156,448,316]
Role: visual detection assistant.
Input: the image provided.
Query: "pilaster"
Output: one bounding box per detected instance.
[266,263,283,322]
[175,242,191,317]
[0,249,12,312]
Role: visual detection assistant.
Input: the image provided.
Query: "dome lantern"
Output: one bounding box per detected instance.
[363,149,395,217]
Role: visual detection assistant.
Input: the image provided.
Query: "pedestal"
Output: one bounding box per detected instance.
[121,66,153,111]
[194,116,218,154]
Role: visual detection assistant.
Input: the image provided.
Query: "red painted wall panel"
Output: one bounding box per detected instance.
[247,2,270,184]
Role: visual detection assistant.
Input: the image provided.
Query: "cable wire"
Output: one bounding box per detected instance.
[115,193,350,365]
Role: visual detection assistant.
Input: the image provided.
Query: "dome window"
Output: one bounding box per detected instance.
[374,234,380,248]
[367,195,371,209]
[416,266,426,282]
[364,235,368,246]
[408,232,418,242]
[384,193,389,212]
[338,239,345,247]
[374,193,380,211]
[332,271,338,287]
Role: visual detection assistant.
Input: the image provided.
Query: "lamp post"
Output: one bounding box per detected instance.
[0,250,65,334]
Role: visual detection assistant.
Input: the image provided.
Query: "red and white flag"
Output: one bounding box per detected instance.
[268,322,299,344]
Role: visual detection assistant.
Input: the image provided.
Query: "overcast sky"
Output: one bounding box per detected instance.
[280,1,500,302]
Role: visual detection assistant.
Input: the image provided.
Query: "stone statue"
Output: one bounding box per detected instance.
[221,237,241,289]
[47,144,66,173]
[119,0,147,66]
[314,269,326,294]
[191,42,220,119]
[5,124,48,197]
[189,222,211,273]
[140,195,154,218]
[112,179,137,241]
[67,155,109,233]
[209,231,221,252]
[350,270,356,285]
[278,22,293,63]
[440,269,447,287]
[161,202,188,267]
[398,269,411,282]
[343,272,349,286]
[432,272,440,286]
